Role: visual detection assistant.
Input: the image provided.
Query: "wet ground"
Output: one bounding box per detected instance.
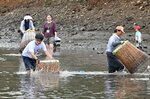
[0,49,150,98]
[0,31,150,55]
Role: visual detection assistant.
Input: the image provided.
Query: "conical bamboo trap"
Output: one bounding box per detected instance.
[19,29,36,53]
[113,41,149,74]
[36,60,60,73]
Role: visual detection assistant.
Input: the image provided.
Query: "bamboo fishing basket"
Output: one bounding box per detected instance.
[36,60,60,73]
[113,41,149,74]
[19,29,36,53]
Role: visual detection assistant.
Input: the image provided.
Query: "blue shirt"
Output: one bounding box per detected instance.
[106,33,121,52]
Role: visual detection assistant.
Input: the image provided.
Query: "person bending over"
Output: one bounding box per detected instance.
[22,33,53,74]
[106,26,125,73]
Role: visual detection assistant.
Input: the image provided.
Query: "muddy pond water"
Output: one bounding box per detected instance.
[0,49,150,99]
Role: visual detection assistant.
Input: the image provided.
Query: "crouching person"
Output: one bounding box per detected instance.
[22,33,53,74]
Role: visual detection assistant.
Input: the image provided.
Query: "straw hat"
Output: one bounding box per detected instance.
[116,26,125,33]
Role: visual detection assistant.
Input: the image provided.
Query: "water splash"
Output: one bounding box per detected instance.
[59,71,130,77]
[130,78,149,81]
[2,53,21,56]
[18,59,26,72]
[16,71,28,75]
[15,70,150,77]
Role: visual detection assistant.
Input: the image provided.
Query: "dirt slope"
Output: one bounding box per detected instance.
[0,0,149,51]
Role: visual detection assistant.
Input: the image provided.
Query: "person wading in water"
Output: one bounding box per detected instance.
[42,15,58,56]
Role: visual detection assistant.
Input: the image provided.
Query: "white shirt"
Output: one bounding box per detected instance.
[20,20,35,33]
[135,31,142,42]
[22,40,47,58]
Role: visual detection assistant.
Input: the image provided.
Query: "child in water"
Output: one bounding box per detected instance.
[135,25,142,49]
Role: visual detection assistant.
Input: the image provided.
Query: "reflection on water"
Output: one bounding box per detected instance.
[104,75,145,99]
[0,49,150,98]
[104,75,116,99]
[18,72,59,98]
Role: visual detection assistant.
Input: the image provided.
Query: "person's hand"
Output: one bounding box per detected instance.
[36,59,40,64]
[49,57,55,60]
[32,29,35,32]
[121,41,124,44]
[22,31,25,34]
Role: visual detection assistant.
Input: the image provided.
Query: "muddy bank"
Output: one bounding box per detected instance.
[0,0,150,31]
[0,30,150,56]
[0,0,149,54]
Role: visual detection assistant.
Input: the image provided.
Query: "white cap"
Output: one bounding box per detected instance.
[24,15,33,20]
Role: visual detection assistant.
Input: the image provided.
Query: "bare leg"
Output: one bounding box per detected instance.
[49,44,54,56]
[46,44,53,58]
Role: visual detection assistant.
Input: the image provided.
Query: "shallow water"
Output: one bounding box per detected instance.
[0,49,150,99]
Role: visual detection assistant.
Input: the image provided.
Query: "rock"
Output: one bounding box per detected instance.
[143,46,148,49]
[97,51,104,54]
[126,16,134,21]
[80,27,85,31]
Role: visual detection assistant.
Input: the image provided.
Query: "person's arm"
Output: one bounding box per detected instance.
[30,52,38,60]
[140,32,142,42]
[54,31,57,37]
[53,22,57,37]
[45,50,53,59]
[110,36,122,47]
[112,40,122,47]
[27,43,38,60]
[42,42,53,59]
[30,20,35,31]
[42,23,47,35]
[20,20,25,33]
[135,33,138,41]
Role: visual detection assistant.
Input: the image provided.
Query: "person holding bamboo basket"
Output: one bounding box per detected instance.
[20,14,35,38]
[19,15,36,53]
[106,26,126,73]
[22,33,53,75]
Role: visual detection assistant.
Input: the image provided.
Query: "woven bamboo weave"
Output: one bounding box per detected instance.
[113,41,149,74]
[36,60,60,73]
[19,30,36,52]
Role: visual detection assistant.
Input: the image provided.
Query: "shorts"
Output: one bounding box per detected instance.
[22,56,36,71]
[44,37,55,45]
